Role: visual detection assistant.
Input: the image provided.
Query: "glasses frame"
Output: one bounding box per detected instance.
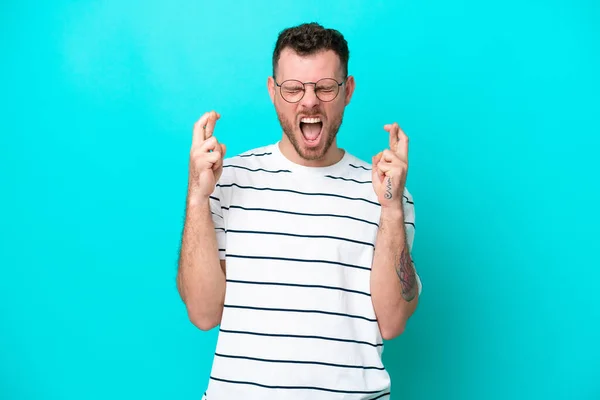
[274,77,347,103]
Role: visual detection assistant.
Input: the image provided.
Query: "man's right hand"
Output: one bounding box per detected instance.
[188,111,227,202]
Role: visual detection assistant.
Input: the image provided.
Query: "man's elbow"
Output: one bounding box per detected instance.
[380,322,406,340]
[380,302,419,340]
[187,308,220,331]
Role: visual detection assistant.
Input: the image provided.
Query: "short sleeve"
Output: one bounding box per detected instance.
[209,185,226,260]
[403,188,422,295]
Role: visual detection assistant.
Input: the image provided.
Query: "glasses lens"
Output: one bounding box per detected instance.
[280,80,305,102]
[315,79,340,102]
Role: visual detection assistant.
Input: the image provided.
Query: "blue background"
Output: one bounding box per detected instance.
[1,0,599,399]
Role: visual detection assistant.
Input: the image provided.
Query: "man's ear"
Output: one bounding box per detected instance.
[267,76,275,104]
[344,75,356,106]
[344,75,356,105]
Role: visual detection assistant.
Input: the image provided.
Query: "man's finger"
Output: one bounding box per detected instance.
[381,149,398,163]
[373,151,383,166]
[199,136,219,153]
[212,143,227,171]
[396,126,409,163]
[372,152,384,183]
[377,161,394,174]
[192,113,211,148]
[204,111,220,139]
[191,111,220,147]
[385,123,399,153]
[203,151,221,169]
[212,150,224,171]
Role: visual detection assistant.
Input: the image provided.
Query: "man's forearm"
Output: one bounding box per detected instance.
[370,207,419,340]
[177,195,225,330]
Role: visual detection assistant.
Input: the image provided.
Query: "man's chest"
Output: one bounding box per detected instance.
[221,173,381,269]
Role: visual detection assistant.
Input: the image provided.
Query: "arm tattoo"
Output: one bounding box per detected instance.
[396,244,417,302]
[384,177,393,199]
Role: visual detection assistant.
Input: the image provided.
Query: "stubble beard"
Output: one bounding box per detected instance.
[276,109,344,161]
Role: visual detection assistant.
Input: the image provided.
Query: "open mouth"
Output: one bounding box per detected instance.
[299,117,323,146]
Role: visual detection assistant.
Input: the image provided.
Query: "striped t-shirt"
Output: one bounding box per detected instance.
[203,141,421,400]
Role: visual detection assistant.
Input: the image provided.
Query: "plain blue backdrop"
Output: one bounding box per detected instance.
[1,0,599,399]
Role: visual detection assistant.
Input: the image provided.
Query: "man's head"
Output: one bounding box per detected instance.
[268,23,355,165]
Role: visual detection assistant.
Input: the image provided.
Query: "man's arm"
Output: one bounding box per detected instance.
[176,110,227,331]
[370,122,420,341]
[370,206,419,340]
[176,196,226,331]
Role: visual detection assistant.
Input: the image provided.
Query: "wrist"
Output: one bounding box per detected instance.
[187,190,211,209]
[380,205,404,222]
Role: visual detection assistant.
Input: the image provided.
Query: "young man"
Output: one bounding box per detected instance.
[177,22,422,400]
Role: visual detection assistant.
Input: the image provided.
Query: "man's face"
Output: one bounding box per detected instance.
[268,48,355,162]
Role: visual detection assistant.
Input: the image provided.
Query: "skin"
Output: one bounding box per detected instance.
[267,48,355,167]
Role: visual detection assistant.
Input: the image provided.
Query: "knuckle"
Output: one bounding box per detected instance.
[196,113,209,124]
[190,154,201,166]
[190,149,203,161]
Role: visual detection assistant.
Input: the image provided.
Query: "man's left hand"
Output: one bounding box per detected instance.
[371,122,409,211]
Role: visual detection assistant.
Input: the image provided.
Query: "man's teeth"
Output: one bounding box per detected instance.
[301,117,321,123]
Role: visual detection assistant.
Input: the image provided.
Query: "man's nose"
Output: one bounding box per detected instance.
[299,84,319,108]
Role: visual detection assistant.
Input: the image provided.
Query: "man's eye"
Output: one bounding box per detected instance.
[317,86,336,92]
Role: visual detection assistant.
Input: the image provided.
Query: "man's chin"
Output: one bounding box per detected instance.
[295,132,327,160]
[298,147,326,161]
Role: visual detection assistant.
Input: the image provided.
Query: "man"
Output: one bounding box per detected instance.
[177,22,422,400]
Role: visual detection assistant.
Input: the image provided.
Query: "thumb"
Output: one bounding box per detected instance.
[372,152,384,183]
[211,143,227,172]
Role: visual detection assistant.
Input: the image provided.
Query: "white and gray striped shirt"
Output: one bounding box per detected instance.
[203,141,421,400]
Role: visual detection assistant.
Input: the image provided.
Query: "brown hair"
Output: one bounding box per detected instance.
[272,22,350,78]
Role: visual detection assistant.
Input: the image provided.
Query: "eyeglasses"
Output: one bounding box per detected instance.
[274,77,346,103]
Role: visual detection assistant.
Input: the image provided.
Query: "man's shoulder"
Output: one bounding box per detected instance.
[336,151,374,181]
[224,143,276,162]
[343,151,373,172]
[218,143,281,185]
